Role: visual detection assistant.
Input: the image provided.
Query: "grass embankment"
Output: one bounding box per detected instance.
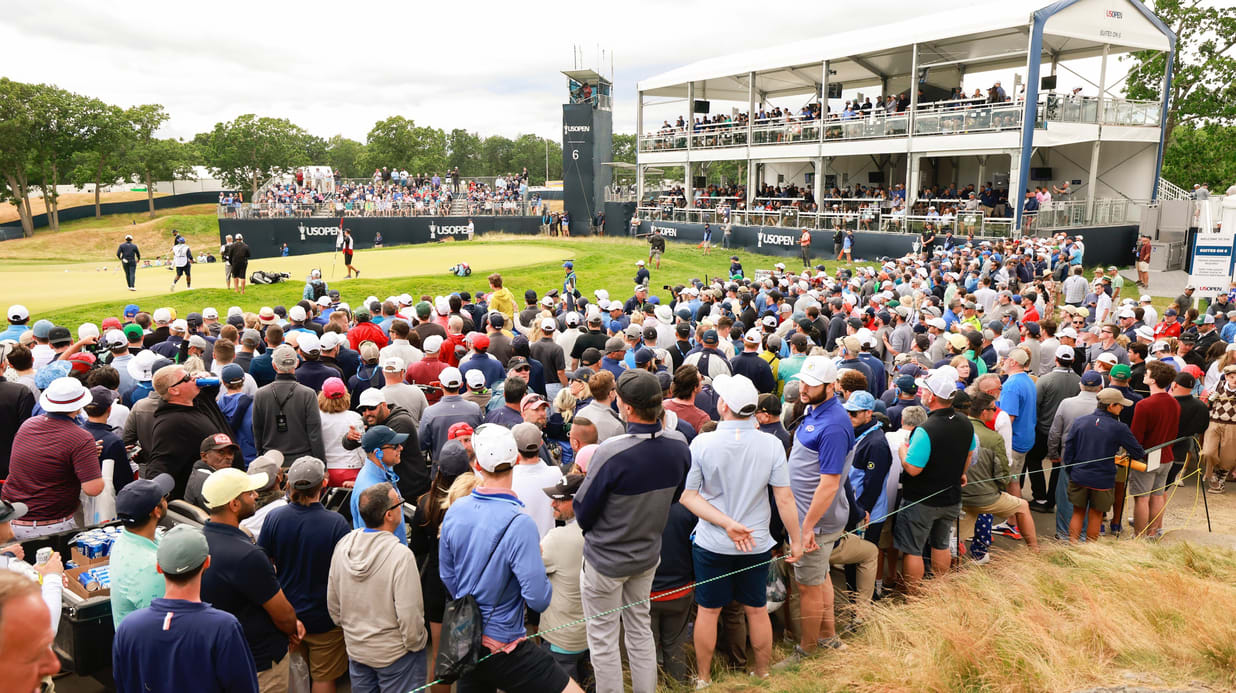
[0,190,169,224]
[744,541,1236,693]
[33,236,806,327]
[0,204,218,263]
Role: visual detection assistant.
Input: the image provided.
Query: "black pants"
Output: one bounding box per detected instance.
[649,594,693,684]
[1022,429,1059,505]
[123,262,136,288]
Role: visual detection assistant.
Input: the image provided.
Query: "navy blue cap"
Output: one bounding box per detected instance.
[221,363,245,383]
[1081,371,1103,386]
[361,425,409,453]
[116,473,174,524]
[634,347,655,366]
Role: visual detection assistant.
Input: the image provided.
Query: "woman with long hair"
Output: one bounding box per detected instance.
[317,378,365,487]
[1204,343,1236,394]
[410,440,473,692]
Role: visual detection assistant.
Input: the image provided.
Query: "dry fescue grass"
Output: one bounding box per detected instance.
[0,190,168,223]
[742,541,1236,693]
[0,204,218,262]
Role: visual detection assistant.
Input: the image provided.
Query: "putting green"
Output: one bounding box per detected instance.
[0,243,572,315]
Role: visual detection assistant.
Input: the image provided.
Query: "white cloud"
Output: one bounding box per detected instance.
[0,0,1127,144]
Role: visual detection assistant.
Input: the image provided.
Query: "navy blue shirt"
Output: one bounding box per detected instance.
[459,354,506,389]
[1062,409,1147,489]
[257,502,350,634]
[200,521,286,670]
[113,598,258,693]
[485,405,525,428]
[730,352,776,394]
[83,421,132,494]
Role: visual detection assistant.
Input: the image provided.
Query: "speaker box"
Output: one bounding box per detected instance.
[1040,75,1057,91]
[693,99,710,114]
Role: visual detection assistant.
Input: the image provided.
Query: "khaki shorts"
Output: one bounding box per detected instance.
[1137,261,1150,272]
[961,492,1024,539]
[300,628,348,682]
[1008,450,1028,476]
[256,655,289,693]
[1067,482,1115,513]
[793,529,844,586]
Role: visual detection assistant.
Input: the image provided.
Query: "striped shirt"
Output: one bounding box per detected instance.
[1,414,101,521]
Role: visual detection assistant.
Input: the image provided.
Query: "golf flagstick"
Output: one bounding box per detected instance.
[331,217,342,279]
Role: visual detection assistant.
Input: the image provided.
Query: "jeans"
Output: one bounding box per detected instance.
[545,383,562,404]
[1054,468,1089,539]
[581,562,658,693]
[348,649,426,693]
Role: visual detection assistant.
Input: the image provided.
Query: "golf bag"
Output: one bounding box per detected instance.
[449,262,472,277]
[250,270,290,285]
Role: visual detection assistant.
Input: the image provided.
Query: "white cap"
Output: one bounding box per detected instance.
[382,356,406,372]
[298,332,321,353]
[1135,326,1154,341]
[365,296,379,307]
[1096,352,1119,365]
[472,423,518,472]
[761,315,778,328]
[636,260,645,266]
[202,307,219,320]
[1117,308,1135,319]
[439,367,463,389]
[399,293,413,305]
[358,388,386,408]
[916,366,959,400]
[7,305,29,322]
[170,319,188,333]
[78,323,100,340]
[1055,345,1075,361]
[319,332,345,351]
[1140,295,1152,302]
[711,374,759,416]
[228,306,244,317]
[565,312,581,326]
[1058,326,1079,339]
[794,356,838,386]
[1152,340,1170,353]
[317,296,332,307]
[594,289,609,301]
[541,296,554,307]
[423,335,443,354]
[743,328,762,345]
[289,306,307,322]
[465,369,486,389]
[541,318,557,332]
[103,329,127,349]
[927,317,947,330]
[153,308,171,324]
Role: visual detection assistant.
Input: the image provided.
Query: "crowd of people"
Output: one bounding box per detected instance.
[3,224,1233,692]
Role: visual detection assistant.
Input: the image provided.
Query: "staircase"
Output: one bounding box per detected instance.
[449,198,469,216]
[1158,178,1191,201]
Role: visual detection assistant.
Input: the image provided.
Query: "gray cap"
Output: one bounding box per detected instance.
[0,500,28,524]
[247,455,284,491]
[511,422,542,453]
[287,456,326,491]
[604,336,626,353]
[157,525,210,576]
[272,345,299,369]
[240,329,262,347]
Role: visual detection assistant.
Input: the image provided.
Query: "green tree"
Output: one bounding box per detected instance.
[1124,0,1236,145]
[0,78,39,237]
[364,116,448,174]
[69,103,133,218]
[196,113,314,197]
[447,128,483,176]
[611,133,637,165]
[323,135,366,178]
[480,135,515,176]
[127,105,193,217]
[1161,122,1236,191]
[26,85,98,230]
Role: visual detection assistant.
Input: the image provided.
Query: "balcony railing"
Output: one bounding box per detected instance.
[639,96,1161,153]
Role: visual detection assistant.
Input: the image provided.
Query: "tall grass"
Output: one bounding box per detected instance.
[746,542,1236,692]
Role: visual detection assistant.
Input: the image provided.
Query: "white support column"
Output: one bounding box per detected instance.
[635,90,644,199]
[820,60,829,142]
[905,43,919,208]
[1008,147,1022,227]
[685,161,693,210]
[685,81,695,212]
[747,72,755,149]
[814,157,825,214]
[746,160,755,217]
[1088,44,1109,219]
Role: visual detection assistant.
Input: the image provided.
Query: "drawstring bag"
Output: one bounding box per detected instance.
[434,513,519,683]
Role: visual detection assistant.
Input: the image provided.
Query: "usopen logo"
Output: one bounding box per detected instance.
[650,224,678,237]
[298,224,340,242]
[1105,10,1123,18]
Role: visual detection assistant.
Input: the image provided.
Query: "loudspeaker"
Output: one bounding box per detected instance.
[868,171,884,184]
[1030,167,1053,180]
[827,83,842,99]
[1040,75,1057,91]
[693,99,710,114]
[693,176,706,188]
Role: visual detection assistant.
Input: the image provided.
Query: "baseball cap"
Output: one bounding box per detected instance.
[794,356,838,386]
[916,366,959,400]
[115,473,175,525]
[1096,352,1119,365]
[471,334,490,351]
[1007,348,1030,366]
[511,422,543,453]
[157,525,210,576]
[361,425,409,452]
[633,347,654,366]
[0,500,28,524]
[842,390,877,412]
[47,326,72,346]
[319,332,344,351]
[520,393,549,411]
[543,473,584,501]
[123,303,140,318]
[124,323,145,342]
[1055,345,1075,361]
[382,356,406,373]
[447,422,474,440]
[756,393,782,416]
[319,377,345,399]
[439,367,463,389]
[465,369,486,389]
[1109,364,1132,380]
[711,374,759,416]
[1096,388,1134,406]
[701,329,719,345]
[615,369,662,409]
[895,374,918,394]
[287,456,327,491]
[423,335,444,354]
[201,467,268,507]
[506,356,530,371]
[272,345,299,369]
[87,385,116,410]
[580,348,602,366]
[1081,371,1103,386]
[472,423,517,472]
[102,329,128,350]
[1175,371,1198,389]
[437,439,471,478]
[357,388,386,409]
[187,335,210,351]
[200,433,238,456]
[947,333,970,351]
[603,336,625,353]
[298,332,321,354]
[6,304,28,322]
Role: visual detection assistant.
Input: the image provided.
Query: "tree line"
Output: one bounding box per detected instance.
[0,79,567,238]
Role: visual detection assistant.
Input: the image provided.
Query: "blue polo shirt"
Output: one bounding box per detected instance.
[199,522,286,671]
[351,459,406,545]
[113,598,258,693]
[257,502,351,634]
[999,372,1038,453]
[787,395,855,536]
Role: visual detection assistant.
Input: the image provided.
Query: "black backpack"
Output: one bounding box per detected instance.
[309,279,327,300]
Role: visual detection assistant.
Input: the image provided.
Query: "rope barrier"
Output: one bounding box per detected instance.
[407,432,1201,692]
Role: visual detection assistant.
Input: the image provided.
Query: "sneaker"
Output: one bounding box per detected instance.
[1029,500,1054,514]
[773,645,812,670]
[817,636,848,651]
[1109,522,1122,536]
[694,678,711,690]
[970,551,991,565]
[1207,476,1225,494]
[993,523,1023,540]
[169,282,176,292]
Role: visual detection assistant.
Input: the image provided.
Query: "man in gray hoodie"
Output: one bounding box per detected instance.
[327,482,427,691]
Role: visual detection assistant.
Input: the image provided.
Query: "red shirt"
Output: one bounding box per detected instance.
[1,414,101,521]
[405,357,448,404]
[1130,391,1180,465]
[800,230,811,247]
[1153,320,1181,339]
[348,321,389,351]
[1022,305,1040,323]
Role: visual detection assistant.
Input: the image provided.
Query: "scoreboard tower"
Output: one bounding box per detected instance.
[561,70,613,236]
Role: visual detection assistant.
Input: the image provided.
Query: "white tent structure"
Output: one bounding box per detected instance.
[634,0,1174,231]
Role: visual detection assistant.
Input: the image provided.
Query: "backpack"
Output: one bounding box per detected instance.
[309,279,327,300]
[435,513,520,683]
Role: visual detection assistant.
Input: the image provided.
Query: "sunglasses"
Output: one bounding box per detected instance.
[172,373,193,387]
[359,405,379,413]
[388,497,405,513]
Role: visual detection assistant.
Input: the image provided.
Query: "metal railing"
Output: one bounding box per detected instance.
[219,200,534,219]
[639,96,1162,152]
[635,205,1017,237]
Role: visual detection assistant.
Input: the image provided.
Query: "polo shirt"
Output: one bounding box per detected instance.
[787,396,855,536]
[199,521,287,671]
[999,372,1037,453]
[1130,392,1181,466]
[0,413,101,521]
[687,420,789,555]
[113,598,258,693]
[257,502,351,634]
[108,529,164,629]
[350,460,407,545]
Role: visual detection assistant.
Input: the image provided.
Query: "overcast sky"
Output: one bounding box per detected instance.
[1,0,1127,143]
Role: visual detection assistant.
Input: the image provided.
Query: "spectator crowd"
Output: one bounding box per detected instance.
[2,224,1230,692]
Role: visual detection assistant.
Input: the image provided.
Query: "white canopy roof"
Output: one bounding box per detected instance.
[638,0,1170,98]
